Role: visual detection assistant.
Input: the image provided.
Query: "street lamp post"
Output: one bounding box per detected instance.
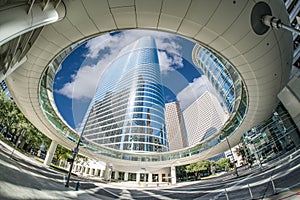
[65,109,92,188]
[226,137,239,177]
[65,137,81,187]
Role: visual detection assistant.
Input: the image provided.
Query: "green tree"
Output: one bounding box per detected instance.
[210,161,216,175]
[176,165,187,181]
[185,160,211,179]
[25,123,51,152]
[0,90,50,153]
[0,92,21,139]
[234,144,249,166]
[53,145,72,165]
[216,158,232,171]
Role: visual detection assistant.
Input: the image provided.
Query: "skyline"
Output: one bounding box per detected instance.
[53,30,215,130]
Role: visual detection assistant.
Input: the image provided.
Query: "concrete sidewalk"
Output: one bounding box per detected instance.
[265,188,300,200]
[0,139,43,166]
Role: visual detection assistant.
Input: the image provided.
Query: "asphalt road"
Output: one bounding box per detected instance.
[0,141,299,200]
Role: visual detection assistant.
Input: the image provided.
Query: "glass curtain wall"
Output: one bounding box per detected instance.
[81,36,168,152]
[242,104,300,163]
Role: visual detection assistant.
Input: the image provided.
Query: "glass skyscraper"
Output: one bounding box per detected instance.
[81,36,168,153]
[193,47,235,113]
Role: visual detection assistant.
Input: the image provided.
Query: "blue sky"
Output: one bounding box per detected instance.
[53,30,213,130]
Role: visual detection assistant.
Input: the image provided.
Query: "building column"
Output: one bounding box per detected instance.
[158,173,163,182]
[43,140,58,166]
[89,168,94,176]
[84,166,89,175]
[124,172,129,181]
[104,164,111,181]
[100,169,104,178]
[74,165,78,172]
[72,165,76,173]
[80,166,84,174]
[136,173,140,182]
[114,170,119,180]
[171,166,176,184]
[148,173,152,182]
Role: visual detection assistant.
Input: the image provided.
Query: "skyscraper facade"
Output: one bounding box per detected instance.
[193,46,236,114]
[165,102,188,151]
[183,91,228,146]
[81,36,168,153]
[0,80,12,99]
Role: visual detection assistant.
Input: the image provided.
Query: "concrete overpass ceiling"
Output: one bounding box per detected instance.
[3,0,293,170]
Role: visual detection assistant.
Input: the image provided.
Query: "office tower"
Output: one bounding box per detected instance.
[284,0,300,69]
[183,91,228,146]
[81,36,168,152]
[0,80,12,99]
[192,46,238,114]
[165,102,188,151]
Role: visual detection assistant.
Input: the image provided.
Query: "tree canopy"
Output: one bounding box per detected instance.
[0,90,50,153]
[182,157,233,180]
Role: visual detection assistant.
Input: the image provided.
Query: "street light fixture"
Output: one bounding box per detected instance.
[251,1,300,36]
[226,137,239,177]
[65,135,81,187]
[65,109,92,188]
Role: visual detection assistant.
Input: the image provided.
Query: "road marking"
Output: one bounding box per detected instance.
[118,189,133,199]
[141,190,178,200]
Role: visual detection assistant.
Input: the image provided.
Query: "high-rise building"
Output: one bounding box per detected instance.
[0,80,12,100]
[81,36,168,152]
[165,102,188,151]
[284,0,300,69]
[192,46,239,114]
[183,91,228,146]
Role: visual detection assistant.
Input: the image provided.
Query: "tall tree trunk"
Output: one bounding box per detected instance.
[19,138,26,150]
[16,129,26,149]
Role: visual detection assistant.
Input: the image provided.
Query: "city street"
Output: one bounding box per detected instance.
[1,141,300,200]
[102,151,300,200]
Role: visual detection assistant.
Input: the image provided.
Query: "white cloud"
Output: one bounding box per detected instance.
[56,52,114,99]
[177,76,216,110]
[85,34,112,59]
[57,30,184,100]
[158,51,175,74]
